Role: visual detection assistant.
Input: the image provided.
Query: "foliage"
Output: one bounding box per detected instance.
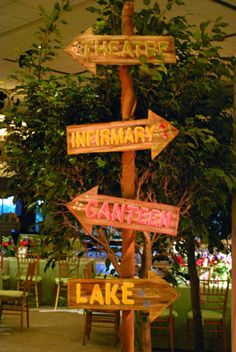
[1,0,235,260]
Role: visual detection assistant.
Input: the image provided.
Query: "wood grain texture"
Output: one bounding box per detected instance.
[66,110,179,160]
[64,28,176,74]
[66,186,180,236]
[67,271,179,322]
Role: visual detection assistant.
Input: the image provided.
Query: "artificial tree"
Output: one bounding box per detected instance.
[1,0,235,351]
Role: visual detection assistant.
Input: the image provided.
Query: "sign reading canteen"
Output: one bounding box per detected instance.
[66,186,180,236]
[65,28,176,74]
[67,110,179,160]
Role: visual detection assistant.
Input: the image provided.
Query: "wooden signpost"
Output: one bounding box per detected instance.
[65,2,178,351]
[66,186,180,236]
[67,110,179,160]
[64,28,176,74]
[68,271,179,322]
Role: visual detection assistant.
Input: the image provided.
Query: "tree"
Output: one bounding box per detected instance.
[1,0,235,351]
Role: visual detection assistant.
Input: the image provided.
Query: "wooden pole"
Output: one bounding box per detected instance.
[232,66,236,352]
[119,2,136,352]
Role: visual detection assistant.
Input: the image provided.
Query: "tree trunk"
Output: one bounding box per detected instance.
[119,2,136,352]
[232,66,236,352]
[139,233,152,352]
[186,236,205,352]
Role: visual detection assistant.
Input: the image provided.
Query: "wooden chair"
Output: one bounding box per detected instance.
[151,304,178,352]
[186,279,230,352]
[16,253,42,309]
[82,264,120,346]
[0,251,10,289]
[0,261,37,332]
[54,254,80,310]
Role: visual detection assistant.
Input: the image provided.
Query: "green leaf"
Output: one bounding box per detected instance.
[95,157,106,168]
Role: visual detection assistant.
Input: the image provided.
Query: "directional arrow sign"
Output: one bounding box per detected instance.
[66,186,180,236]
[64,28,176,74]
[68,271,179,322]
[66,110,179,160]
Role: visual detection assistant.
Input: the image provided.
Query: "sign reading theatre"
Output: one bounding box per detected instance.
[66,186,180,236]
[65,28,176,74]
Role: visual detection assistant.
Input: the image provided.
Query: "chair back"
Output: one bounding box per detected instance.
[83,262,93,278]
[199,279,229,318]
[0,251,4,270]
[23,261,37,295]
[16,252,40,280]
[58,254,80,279]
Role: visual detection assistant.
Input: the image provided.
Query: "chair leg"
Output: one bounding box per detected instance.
[34,282,39,309]
[82,310,91,345]
[87,311,92,339]
[114,312,120,347]
[26,297,29,328]
[222,322,227,352]
[169,317,175,352]
[54,284,60,310]
[20,301,24,332]
[185,318,190,352]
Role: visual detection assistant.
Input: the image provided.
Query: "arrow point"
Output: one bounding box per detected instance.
[84,186,99,197]
[82,61,96,75]
[84,27,94,36]
[151,148,158,160]
[66,186,98,235]
[82,223,93,235]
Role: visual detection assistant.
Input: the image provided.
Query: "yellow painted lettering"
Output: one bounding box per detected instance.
[71,132,76,148]
[133,41,143,57]
[95,130,100,146]
[145,41,157,57]
[122,282,134,305]
[124,127,134,144]
[134,126,145,143]
[86,130,95,147]
[145,126,155,142]
[76,284,88,304]
[111,128,124,145]
[158,41,169,52]
[100,129,111,146]
[90,284,104,305]
[75,131,86,148]
[95,40,110,56]
[105,283,120,305]
[108,40,120,56]
[121,40,135,58]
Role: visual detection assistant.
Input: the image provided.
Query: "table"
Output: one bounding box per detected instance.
[3,256,96,306]
[151,284,232,351]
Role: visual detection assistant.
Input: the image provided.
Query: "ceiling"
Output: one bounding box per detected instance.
[0,0,235,89]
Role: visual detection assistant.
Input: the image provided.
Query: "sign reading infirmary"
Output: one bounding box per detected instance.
[64,28,176,74]
[66,111,179,160]
[66,186,180,236]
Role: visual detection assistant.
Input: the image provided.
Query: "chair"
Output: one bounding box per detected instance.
[186,279,230,352]
[151,304,178,352]
[16,253,42,309]
[0,251,10,289]
[0,260,37,332]
[82,264,120,346]
[54,254,80,310]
